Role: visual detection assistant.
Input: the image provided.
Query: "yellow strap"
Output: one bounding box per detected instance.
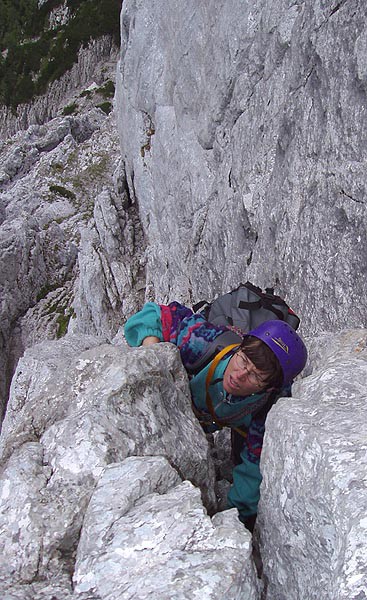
[204,343,248,438]
[205,344,242,431]
[205,344,239,392]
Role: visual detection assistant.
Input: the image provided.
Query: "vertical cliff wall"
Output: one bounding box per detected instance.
[116,0,367,334]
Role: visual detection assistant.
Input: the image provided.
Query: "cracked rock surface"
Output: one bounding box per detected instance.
[258,329,367,600]
[1,340,260,600]
[74,457,259,600]
[0,72,145,418]
[116,0,367,333]
[1,1,367,598]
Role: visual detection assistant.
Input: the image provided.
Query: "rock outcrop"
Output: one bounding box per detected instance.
[0,338,260,599]
[74,458,259,600]
[0,82,145,418]
[74,178,146,339]
[258,329,367,599]
[1,328,366,599]
[116,0,367,334]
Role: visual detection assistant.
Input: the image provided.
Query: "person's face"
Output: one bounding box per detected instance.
[223,350,269,396]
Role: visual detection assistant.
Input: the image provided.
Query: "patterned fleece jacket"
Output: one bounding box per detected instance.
[124,301,280,521]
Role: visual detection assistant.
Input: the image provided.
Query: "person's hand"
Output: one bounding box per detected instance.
[142,336,160,346]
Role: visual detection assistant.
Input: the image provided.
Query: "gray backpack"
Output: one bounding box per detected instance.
[188,281,300,374]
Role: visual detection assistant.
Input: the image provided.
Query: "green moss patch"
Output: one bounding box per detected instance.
[96,79,115,98]
[36,283,61,302]
[96,101,112,115]
[49,184,76,200]
[62,102,78,115]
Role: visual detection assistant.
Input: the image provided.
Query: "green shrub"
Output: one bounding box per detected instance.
[80,89,93,97]
[56,312,71,338]
[36,283,60,302]
[97,80,115,98]
[96,101,112,115]
[62,102,78,115]
[49,184,76,200]
[51,162,64,173]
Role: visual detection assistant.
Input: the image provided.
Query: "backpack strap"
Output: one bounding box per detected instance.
[192,299,209,313]
[238,296,286,321]
[186,329,242,375]
[204,344,249,438]
[239,281,300,327]
[238,298,262,311]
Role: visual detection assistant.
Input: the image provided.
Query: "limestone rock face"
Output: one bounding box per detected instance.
[74,178,146,339]
[257,329,367,600]
[1,340,216,502]
[0,107,104,415]
[0,92,145,418]
[1,339,259,600]
[74,457,259,600]
[116,0,367,333]
[2,1,367,598]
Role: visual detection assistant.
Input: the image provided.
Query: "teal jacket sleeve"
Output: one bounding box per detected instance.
[124,302,164,346]
[227,454,262,520]
[226,407,267,519]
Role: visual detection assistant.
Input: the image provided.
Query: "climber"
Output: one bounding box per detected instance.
[124,301,307,531]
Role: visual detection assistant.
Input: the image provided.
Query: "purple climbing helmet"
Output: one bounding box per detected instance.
[247,320,308,386]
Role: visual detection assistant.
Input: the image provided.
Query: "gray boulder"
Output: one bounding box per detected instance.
[1,338,259,599]
[74,456,259,600]
[257,329,367,600]
[1,339,216,500]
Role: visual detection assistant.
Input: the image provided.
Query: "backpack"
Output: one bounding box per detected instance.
[188,281,300,374]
